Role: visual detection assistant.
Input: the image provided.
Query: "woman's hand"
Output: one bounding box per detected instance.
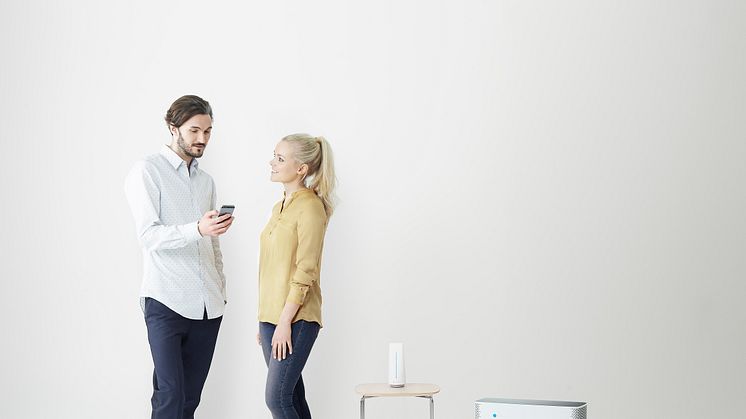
[271,322,293,360]
[270,302,300,360]
[256,332,262,346]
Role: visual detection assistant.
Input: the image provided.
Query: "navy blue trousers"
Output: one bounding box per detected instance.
[144,298,222,419]
[259,320,320,419]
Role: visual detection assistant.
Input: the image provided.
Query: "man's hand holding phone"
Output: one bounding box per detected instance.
[198,205,235,237]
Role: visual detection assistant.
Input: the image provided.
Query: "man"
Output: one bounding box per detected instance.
[125,95,234,419]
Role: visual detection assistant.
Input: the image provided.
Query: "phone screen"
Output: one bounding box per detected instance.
[218,205,234,221]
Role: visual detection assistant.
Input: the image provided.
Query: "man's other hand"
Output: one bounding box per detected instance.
[198,210,234,237]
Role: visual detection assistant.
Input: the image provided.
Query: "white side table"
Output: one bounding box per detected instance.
[355,383,440,419]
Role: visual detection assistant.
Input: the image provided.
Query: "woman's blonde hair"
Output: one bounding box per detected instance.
[282,133,337,216]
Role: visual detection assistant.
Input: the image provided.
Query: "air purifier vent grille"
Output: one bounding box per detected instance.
[569,405,587,419]
[475,398,587,419]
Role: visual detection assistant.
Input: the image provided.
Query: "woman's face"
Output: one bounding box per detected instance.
[270,140,303,183]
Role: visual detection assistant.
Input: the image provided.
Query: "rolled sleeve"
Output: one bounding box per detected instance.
[286,205,327,306]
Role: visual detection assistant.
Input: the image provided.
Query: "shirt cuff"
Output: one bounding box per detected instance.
[286,286,307,306]
[179,221,203,244]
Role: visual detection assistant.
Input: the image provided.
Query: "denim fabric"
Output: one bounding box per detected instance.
[260,320,320,419]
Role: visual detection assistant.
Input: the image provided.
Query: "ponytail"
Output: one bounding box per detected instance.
[281,133,337,216]
[307,136,336,216]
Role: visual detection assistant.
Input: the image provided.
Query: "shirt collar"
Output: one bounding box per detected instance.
[160,144,199,172]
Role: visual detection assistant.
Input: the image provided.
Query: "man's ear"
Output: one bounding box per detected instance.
[169,124,178,137]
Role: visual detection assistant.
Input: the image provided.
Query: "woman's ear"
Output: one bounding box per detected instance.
[297,164,309,176]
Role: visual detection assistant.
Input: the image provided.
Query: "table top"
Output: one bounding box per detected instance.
[355,383,440,397]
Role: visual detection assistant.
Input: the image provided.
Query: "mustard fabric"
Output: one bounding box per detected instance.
[259,189,328,326]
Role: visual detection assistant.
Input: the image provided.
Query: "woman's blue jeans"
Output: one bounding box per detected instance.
[259,320,320,419]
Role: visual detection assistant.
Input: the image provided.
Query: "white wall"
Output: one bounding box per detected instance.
[1,1,744,418]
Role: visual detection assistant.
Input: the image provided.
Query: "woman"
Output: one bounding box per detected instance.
[257,133,336,419]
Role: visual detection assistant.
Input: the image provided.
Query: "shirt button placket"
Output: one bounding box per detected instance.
[189,168,207,318]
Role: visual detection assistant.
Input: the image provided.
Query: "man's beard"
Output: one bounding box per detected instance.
[177,132,205,158]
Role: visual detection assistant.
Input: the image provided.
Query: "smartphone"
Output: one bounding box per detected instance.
[217,205,234,222]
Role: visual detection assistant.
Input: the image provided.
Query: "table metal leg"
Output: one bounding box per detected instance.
[430,396,434,419]
[360,397,365,419]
